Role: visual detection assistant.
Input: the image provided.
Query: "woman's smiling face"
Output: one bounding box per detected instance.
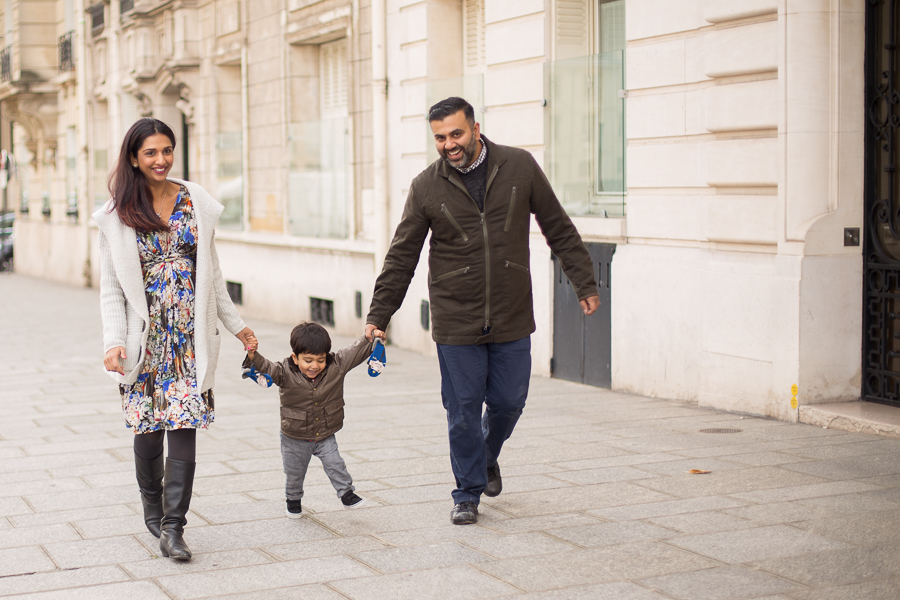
[133,133,175,184]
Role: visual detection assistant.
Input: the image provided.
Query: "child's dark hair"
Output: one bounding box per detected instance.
[290,322,331,356]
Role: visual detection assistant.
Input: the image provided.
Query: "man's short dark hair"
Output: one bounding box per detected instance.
[428,97,475,125]
[290,322,332,356]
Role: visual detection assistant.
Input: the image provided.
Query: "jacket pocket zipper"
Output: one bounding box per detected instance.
[441,204,469,242]
[432,266,470,283]
[505,260,529,274]
[504,187,517,233]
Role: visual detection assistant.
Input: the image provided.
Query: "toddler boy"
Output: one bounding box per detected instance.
[243,322,382,517]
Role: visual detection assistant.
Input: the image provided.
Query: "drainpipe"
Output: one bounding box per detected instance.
[240,0,250,231]
[371,0,388,269]
[240,43,250,231]
[281,5,289,235]
[76,0,90,286]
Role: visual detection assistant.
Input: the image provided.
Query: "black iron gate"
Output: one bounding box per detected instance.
[864,0,900,407]
[552,243,615,387]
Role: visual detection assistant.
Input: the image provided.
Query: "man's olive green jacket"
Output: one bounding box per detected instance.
[367,135,598,345]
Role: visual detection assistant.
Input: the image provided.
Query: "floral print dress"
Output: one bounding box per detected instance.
[120,186,215,433]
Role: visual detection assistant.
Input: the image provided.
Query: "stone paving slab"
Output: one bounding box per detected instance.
[3,274,900,599]
[639,565,801,600]
[0,580,173,600]
[669,524,852,564]
[0,565,131,597]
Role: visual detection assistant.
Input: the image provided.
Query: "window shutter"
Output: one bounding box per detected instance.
[65,0,75,32]
[5,0,13,39]
[556,0,589,60]
[464,0,485,70]
[320,38,348,116]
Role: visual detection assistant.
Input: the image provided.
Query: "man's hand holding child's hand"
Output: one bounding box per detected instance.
[365,324,387,342]
[246,337,259,359]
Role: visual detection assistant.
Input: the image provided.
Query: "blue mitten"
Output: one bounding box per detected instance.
[367,339,386,377]
[242,364,273,388]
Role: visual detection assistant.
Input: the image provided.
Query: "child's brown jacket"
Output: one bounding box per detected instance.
[242,335,374,441]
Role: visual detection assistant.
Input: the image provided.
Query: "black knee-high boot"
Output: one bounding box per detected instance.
[159,458,196,561]
[134,451,165,537]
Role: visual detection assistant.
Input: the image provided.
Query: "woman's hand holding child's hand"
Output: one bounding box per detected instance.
[235,327,258,358]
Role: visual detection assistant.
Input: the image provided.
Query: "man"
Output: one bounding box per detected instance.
[366,97,599,525]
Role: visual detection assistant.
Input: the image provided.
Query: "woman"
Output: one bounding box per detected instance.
[95,118,255,561]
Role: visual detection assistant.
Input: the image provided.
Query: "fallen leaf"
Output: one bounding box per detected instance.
[687,469,711,474]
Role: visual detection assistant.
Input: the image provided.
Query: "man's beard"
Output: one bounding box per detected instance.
[441,136,479,169]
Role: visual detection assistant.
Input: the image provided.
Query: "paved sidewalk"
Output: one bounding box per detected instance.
[2,273,900,600]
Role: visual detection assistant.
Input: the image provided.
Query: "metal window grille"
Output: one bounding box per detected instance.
[90,4,105,34]
[0,46,11,82]
[59,32,75,73]
[420,300,430,331]
[226,281,243,305]
[310,297,335,328]
[120,0,134,14]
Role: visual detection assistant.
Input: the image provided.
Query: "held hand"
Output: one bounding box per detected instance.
[236,327,256,350]
[365,323,385,342]
[580,295,600,316]
[103,346,127,375]
[246,338,258,360]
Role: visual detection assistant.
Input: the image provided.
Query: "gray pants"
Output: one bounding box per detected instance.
[280,432,354,501]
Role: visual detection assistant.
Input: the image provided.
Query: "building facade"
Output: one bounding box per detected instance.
[1,0,880,422]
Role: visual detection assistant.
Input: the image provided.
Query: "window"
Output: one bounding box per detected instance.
[65,127,77,216]
[288,38,350,239]
[425,1,486,165]
[226,281,243,305]
[545,0,625,217]
[310,297,335,327]
[216,64,243,230]
[91,104,109,210]
[90,3,104,34]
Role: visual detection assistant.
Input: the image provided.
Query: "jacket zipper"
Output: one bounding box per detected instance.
[441,204,469,242]
[432,266,470,282]
[504,187,517,233]
[481,165,500,331]
[481,213,490,330]
[447,165,500,331]
[505,260,529,273]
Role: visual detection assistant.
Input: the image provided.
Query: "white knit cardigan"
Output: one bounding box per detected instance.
[94,178,247,391]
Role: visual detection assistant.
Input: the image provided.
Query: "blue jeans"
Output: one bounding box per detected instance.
[436,336,531,504]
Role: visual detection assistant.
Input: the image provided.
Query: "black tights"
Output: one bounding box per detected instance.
[133,429,197,463]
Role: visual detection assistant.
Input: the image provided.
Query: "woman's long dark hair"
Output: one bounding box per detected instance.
[108,118,177,232]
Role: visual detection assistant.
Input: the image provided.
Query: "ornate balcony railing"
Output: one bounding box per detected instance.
[59,32,75,73]
[0,46,11,82]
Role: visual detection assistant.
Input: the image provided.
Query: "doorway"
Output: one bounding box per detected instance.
[863,0,900,407]
[552,242,615,387]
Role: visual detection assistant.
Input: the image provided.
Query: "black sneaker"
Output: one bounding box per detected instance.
[450,501,478,525]
[285,499,303,519]
[341,491,366,509]
[485,462,502,497]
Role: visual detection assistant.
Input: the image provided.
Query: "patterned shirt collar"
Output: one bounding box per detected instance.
[454,139,487,174]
